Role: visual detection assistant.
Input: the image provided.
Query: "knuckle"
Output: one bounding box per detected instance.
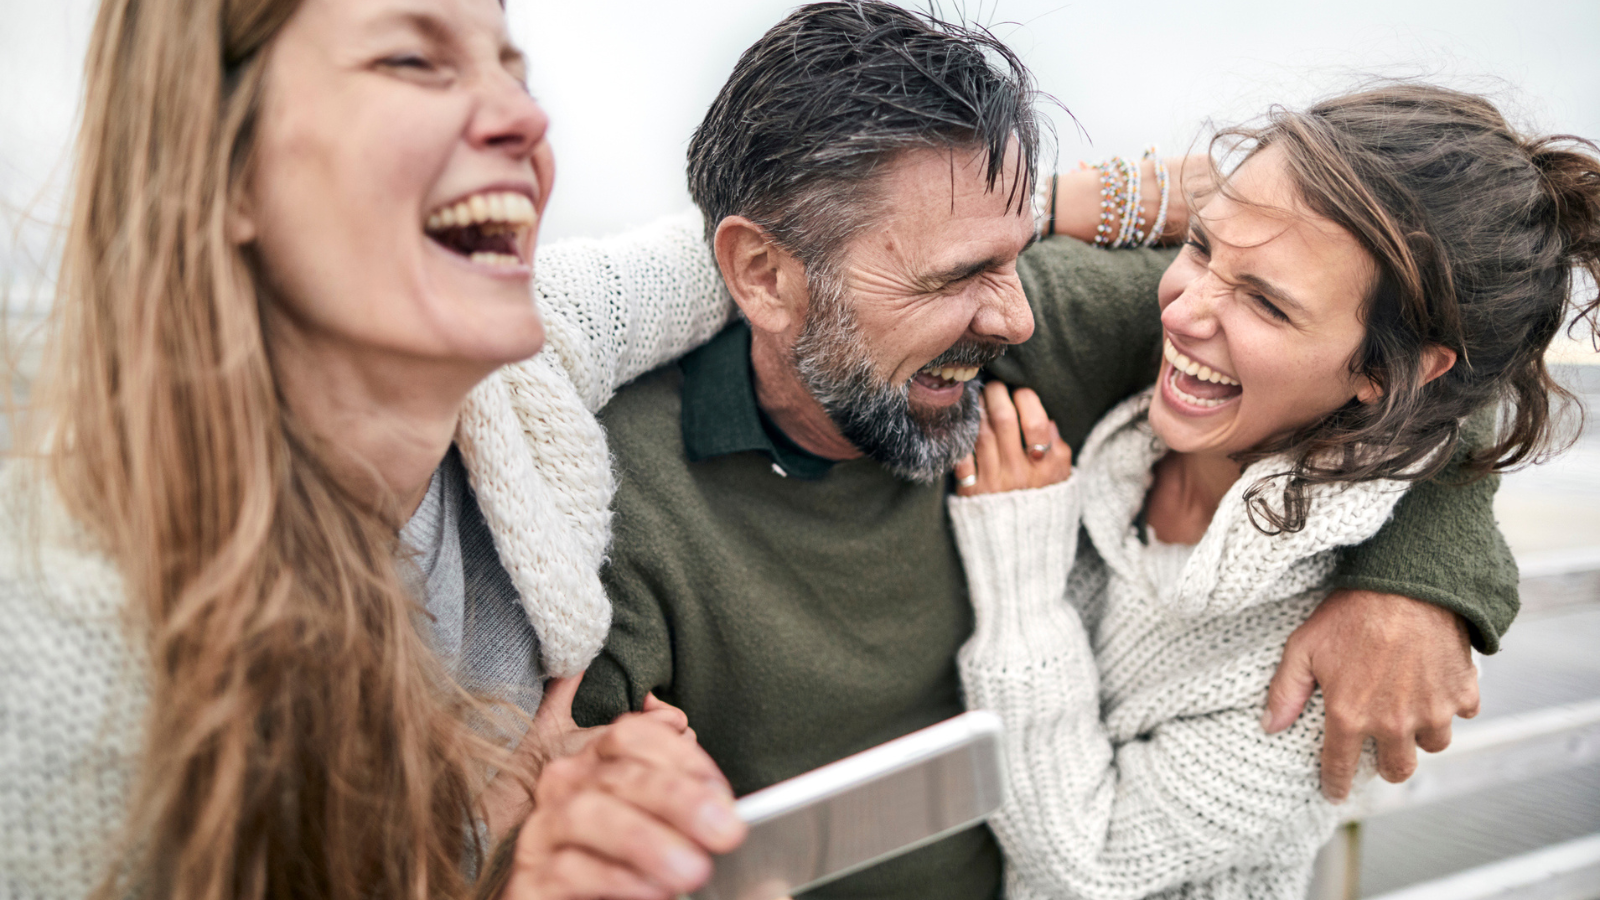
[1324,707,1360,734]
[1378,715,1412,739]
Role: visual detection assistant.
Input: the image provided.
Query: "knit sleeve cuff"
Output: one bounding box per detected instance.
[948,477,1083,659]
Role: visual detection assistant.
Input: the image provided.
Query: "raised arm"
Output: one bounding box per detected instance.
[530,210,734,413]
[999,231,1511,799]
[949,483,1336,900]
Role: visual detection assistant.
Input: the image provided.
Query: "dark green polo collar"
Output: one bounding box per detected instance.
[679,321,838,481]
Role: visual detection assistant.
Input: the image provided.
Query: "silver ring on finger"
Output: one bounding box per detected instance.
[957,474,978,488]
[1030,443,1051,456]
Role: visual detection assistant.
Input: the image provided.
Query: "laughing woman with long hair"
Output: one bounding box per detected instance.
[950,84,1600,899]
[0,0,742,898]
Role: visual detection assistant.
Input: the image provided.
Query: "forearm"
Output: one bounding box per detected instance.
[999,239,1174,448]
[1048,154,1210,247]
[1333,411,1519,652]
[532,210,734,411]
[952,488,1335,898]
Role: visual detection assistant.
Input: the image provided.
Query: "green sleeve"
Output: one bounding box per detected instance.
[989,237,1177,450]
[996,237,1519,653]
[1332,411,1519,653]
[571,558,674,728]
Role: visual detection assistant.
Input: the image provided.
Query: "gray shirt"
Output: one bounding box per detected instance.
[402,446,544,717]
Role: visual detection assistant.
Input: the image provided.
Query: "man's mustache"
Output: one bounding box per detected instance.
[922,340,1008,371]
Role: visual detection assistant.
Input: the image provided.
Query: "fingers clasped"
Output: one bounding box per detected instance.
[507,713,743,900]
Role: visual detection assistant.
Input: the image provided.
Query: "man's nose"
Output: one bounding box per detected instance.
[969,282,1035,346]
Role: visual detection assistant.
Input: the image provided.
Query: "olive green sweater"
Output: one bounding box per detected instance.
[575,237,1518,900]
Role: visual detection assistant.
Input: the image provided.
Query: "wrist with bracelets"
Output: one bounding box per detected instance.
[1090,147,1170,249]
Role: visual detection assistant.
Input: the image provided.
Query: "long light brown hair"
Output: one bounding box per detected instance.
[38,0,520,896]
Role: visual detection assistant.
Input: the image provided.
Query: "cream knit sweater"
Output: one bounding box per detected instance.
[950,391,1399,900]
[0,211,731,899]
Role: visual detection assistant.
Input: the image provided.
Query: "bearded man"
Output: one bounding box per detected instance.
[571,4,1513,899]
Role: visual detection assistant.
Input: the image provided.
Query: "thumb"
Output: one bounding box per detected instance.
[1263,643,1316,734]
[641,692,691,734]
[534,673,585,730]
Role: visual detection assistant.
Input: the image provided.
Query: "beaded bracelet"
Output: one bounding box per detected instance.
[1143,147,1171,248]
[1117,155,1143,247]
[1093,159,1125,248]
[1090,148,1172,249]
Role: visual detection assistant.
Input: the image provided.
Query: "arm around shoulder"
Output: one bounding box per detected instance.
[532,210,734,411]
[1332,413,1518,652]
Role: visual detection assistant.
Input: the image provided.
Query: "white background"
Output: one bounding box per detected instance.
[4,0,1600,303]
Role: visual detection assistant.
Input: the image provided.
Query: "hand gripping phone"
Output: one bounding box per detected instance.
[690,711,1006,900]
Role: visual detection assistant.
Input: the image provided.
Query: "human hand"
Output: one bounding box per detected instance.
[954,381,1072,496]
[483,683,701,842]
[1262,588,1480,802]
[500,713,744,899]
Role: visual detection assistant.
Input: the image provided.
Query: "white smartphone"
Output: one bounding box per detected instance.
[690,711,1006,900]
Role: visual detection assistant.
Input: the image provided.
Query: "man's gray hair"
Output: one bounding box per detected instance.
[686,0,1045,278]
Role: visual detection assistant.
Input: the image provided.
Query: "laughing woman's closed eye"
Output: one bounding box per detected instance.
[952,83,1600,900]
[0,1,739,898]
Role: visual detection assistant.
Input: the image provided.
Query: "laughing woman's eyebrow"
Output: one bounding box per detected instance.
[1237,273,1308,316]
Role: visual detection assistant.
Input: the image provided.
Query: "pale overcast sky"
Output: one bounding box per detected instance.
[5,0,1599,307]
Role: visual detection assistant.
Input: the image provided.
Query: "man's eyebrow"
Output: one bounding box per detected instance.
[920,254,1007,291]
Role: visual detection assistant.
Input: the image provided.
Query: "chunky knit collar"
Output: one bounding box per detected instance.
[1076,389,1411,619]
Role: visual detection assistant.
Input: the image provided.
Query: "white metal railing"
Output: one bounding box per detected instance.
[1308,562,1600,900]
[1337,699,1600,822]
[1365,833,1600,900]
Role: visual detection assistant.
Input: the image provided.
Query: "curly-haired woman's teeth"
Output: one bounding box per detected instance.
[1163,338,1240,386]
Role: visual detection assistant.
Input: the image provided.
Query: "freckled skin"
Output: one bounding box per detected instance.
[244,0,554,370]
[1149,145,1377,458]
[832,146,1038,412]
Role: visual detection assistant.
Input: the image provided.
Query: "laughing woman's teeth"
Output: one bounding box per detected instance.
[469,252,521,268]
[1162,337,1240,386]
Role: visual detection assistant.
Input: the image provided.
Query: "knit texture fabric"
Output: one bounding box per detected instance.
[951,390,1399,900]
[0,210,732,899]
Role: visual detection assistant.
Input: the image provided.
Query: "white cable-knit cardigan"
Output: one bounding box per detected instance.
[0,211,731,899]
[950,390,1398,900]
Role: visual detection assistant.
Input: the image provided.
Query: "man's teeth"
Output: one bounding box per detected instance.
[1163,338,1239,386]
[469,252,522,269]
[425,191,537,231]
[926,365,980,383]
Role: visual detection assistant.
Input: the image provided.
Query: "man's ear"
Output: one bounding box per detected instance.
[714,216,803,335]
[1354,344,1458,404]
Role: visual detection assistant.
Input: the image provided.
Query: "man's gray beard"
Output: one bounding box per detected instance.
[791,276,1003,484]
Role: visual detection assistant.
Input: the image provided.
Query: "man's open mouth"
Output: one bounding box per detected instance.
[912,364,981,391]
[423,190,535,269]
